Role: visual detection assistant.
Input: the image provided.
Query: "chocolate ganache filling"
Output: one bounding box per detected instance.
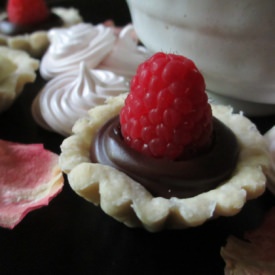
[90,116,240,199]
[0,13,63,36]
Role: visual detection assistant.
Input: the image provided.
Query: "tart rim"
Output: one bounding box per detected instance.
[59,93,269,232]
[0,7,83,57]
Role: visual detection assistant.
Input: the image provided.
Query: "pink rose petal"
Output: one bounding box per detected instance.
[0,140,64,229]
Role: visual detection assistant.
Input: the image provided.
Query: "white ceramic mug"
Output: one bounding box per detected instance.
[127,0,275,115]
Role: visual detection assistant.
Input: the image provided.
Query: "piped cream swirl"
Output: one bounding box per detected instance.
[40,23,151,80]
[32,62,128,136]
[98,25,151,79]
[40,23,116,80]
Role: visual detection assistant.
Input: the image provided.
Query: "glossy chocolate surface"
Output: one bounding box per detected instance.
[90,116,240,198]
[0,13,63,36]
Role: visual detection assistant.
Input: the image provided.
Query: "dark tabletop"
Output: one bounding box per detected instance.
[1,1,275,275]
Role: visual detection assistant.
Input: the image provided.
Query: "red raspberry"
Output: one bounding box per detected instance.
[120,52,213,159]
[7,0,49,25]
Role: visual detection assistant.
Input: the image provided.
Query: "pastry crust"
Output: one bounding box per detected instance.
[264,126,275,195]
[0,46,39,113]
[0,7,82,57]
[59,94,269,232]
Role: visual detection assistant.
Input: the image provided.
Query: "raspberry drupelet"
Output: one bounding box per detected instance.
[120,52,213,159]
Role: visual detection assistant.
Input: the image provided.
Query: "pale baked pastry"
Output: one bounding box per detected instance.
[264,126,275,195]
[59,94,268,232]
[0,7,82,57]
[0,46,39,113]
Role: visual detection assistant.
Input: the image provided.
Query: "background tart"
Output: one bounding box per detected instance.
[0,7,82,57]
[0,46,39,113]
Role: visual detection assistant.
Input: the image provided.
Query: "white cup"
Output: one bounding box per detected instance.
[127,0,275,115]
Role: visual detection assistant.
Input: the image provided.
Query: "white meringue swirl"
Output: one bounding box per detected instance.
[98,25,151,79]
[32,62,129,136]
[40,23,116,80]
[40,23,151,81]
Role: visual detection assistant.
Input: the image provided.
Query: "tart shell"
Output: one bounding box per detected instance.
[0,46,39,113]
[0,7,82,58]
[263,126,275,195]
[59,94,269,232]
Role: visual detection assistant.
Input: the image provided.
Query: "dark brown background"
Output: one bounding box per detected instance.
[0,0,131,25]
[0,1,275,275]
